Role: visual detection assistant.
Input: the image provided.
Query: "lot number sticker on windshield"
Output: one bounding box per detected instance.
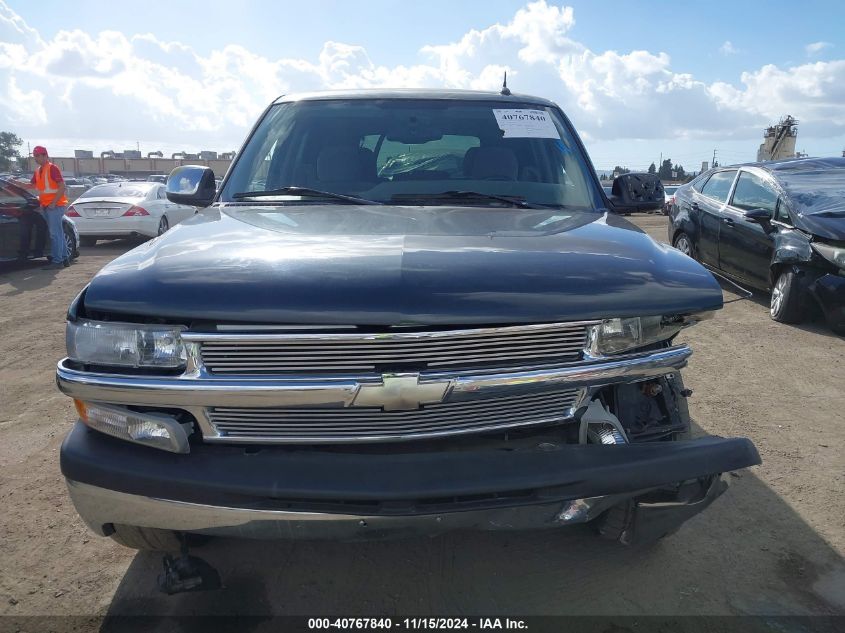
[493,109,560,139]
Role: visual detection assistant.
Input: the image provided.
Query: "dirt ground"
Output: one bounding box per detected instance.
[1,215,843,627]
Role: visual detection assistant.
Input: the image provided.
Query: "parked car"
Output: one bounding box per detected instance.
[57,90,759,569]
[147,174,168,184]
[66,182,196,246]
[62,178,91,203]
[669,157,845,334]
[0,177,79,262]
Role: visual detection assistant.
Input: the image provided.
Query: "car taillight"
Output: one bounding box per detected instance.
[122,206,150,216]
[65,206,81,217]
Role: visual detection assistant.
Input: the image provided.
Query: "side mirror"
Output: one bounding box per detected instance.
[166,165,216,207]
[744,208,776,233]
[607,172,664,214]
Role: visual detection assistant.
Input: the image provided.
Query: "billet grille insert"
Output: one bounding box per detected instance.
[193,322,593,374]
[206,388,581,443]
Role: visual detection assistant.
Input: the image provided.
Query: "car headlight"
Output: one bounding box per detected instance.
[587,315,700,356]
[66,320,186,368]
[812,242,845,269]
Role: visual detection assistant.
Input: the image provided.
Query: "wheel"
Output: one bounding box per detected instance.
[109,524,182,551]
[157,216,170,236]
[673,232,695,259]
[80,236,97,247]
[770,269,804,324]
[62,225,78,259]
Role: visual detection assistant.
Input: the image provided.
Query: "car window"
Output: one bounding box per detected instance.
[774,199,791,224]
[157,186,166,200]
[731,171,778,214]
[80,183,155,198]
[222,99,601,210]
[689,172,710,192]
[699,170,737,203]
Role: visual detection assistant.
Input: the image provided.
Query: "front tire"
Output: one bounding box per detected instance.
[109,524,182,551]
[157,216,169,236]
[770,269,804,324]
[62,225,78,260]
[673,232,695,260]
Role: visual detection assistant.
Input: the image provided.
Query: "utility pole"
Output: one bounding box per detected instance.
[712,148,718,168]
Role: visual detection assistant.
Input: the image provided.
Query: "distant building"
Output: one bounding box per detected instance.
[701,161,709,173]
[757,116,798,162]
[74,150,93,159]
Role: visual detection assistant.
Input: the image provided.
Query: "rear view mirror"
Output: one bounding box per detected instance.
[743,208,772,222]
[166,165,216,207]
[608,173,664,214]
[744,208,776,233]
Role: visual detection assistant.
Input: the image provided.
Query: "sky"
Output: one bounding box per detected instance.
[2,0,844,172]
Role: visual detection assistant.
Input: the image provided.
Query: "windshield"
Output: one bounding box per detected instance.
[222,99,601,210]
[776,164,845,217]
[80,183,154,198]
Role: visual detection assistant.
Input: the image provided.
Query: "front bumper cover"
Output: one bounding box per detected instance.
[61,422,760,542]
[808,271,845,329]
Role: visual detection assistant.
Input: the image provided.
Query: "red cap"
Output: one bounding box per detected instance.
[33,145,48,156]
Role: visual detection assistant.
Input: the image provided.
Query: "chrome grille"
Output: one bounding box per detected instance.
[206,388,581,443]
[190,322,594,375]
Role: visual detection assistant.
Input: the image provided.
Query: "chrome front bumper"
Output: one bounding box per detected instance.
[66,476,727,543]
[56,346,692,443]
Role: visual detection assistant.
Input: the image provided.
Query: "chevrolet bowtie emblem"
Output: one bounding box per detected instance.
[353,373,451,411]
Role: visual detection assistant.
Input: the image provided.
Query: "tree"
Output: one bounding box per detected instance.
[648,162,656,174]
[612,165,630,176]
[658,158,673,180]
[0,131,23,171]
[674,163,686,180]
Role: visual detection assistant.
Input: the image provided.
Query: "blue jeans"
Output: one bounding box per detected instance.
[43,206,68,263]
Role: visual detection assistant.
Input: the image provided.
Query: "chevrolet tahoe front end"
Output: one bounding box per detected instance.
[57,90,760,550]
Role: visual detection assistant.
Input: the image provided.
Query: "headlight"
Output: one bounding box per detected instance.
[587,315,697,356]
[66,320,186,368]
[73,400,190,453]
[812,242,845,269]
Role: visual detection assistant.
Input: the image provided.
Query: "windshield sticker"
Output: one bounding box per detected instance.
[493,109,560,139]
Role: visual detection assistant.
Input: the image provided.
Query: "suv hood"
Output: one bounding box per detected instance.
[82,205,723,325]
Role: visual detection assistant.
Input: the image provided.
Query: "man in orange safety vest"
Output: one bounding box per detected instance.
[30,145,70,269]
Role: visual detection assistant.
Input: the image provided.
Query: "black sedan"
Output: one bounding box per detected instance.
[668,158,845,334]
[0,177,80,263]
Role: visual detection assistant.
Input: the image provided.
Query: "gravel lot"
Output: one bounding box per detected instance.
[1,214,843,626]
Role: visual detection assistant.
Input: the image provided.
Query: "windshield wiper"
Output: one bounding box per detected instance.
[232,186,382,205]
[391,191,541,209]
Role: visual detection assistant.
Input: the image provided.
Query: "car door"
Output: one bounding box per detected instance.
[0,183,26,259]
[691,170,738,268]
[718,170,779,289]
[156,185,194,224]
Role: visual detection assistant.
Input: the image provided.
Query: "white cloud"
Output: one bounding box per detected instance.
[719,41,738,56]
[805,41,832,56]
[0,0,844,155]
[0,76,46,125]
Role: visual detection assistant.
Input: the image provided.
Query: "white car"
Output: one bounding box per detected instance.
[65,182,196,246]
